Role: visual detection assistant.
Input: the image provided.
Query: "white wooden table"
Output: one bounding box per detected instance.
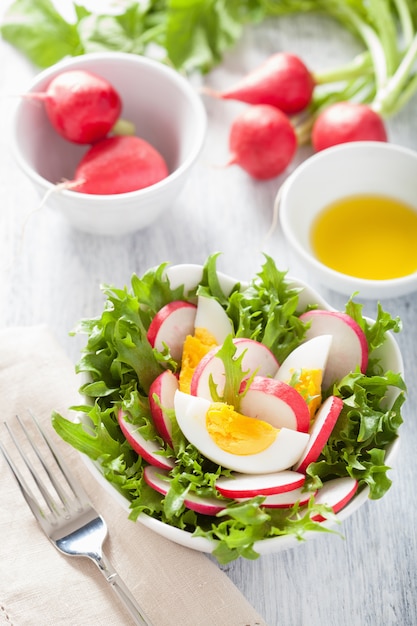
[1,10,416,626]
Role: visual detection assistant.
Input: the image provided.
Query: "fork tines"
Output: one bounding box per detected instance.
[0,413,87,522]
[1,413,154,626]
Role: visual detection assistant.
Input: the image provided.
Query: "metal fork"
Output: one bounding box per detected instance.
[0,413,153,626]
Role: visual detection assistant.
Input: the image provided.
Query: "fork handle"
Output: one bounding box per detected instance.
[93,553,154,626]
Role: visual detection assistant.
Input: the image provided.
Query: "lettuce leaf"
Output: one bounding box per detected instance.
[0,0,263,72]
[0,0,83,68]
[227,255,307,363]
[309,370,405,499]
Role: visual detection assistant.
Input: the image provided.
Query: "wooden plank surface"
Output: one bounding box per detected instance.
[1,8,416,626]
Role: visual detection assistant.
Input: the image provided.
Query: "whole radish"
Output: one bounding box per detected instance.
[205,52,314,114]
[69,135,169,194]
[312,102,388,151]
[227,104,297,180]
[28,70,122,144]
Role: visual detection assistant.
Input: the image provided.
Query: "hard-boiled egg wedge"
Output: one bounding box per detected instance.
[178,295,233,393]
[174,390,309,474]
[179,328,218,393]
[274,335,332,418]
[193,295,234,344]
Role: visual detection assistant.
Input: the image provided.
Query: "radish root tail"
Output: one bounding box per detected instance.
[199,85,221,99]
[17,179,84,260]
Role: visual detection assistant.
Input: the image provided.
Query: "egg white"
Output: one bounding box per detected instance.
[194,295,233,344]
[275,334,332,383]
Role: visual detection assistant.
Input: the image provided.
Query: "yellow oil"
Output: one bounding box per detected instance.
[311,194,417,280]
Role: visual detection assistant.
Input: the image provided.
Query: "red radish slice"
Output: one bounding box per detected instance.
[143,466,229,515]
[215,470,305,498]
[293,395,343,473]
[29,69,122,144]
[299,310,369,389]
[231,338,280,375]
[117,409,174,470]
[147,300,197,362]
[149,370,179,446]
[71,135,169,195]
[239,376,310,433]
[191,337,279,400]
[312,477,359,521]
[194,295,233,344]
[260,486,316,508]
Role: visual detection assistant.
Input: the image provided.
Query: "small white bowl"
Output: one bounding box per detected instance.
[279,142,417,299]
[12,52,207,236]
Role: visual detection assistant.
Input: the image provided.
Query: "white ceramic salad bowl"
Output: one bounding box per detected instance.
[53,259,405,560]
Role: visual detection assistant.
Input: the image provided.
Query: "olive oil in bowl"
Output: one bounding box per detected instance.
[311,194,417,280]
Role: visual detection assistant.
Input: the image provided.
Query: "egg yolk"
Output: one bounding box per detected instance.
[290,368,322,418]
[206,403,278,455]
[179,327,218,394]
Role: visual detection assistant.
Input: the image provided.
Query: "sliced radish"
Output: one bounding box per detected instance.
[275,335,332,382]
[239,376,310,432]
[149,370,179,446]
[190,337,279,400]
[143,466,229,515]
[299,310,369,389]
[147,300,197,362]
[293,395,343,473]
[117,409,174,470]
[312,477,359,522]
[215,470,305,498]
[194,295,234,344]
[260,486,316,508]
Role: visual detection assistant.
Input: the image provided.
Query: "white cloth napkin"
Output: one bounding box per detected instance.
[0,325,268,626]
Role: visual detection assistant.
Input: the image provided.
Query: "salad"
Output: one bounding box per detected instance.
[52,254,406,563]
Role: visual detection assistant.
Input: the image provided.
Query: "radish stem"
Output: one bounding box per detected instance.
[393,0,415,49]
[313,51,373,85]
[384,73,417,117]
[111,118,136,136]
[373,32,417,114]
[289,0,417,148]
[334,3,388,91]
[294,75,374,146]
[367,0,401,76]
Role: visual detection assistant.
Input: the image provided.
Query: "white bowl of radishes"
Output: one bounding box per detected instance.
[53,257,405,560]
[12,52,207,235]
[279,141,417,299]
